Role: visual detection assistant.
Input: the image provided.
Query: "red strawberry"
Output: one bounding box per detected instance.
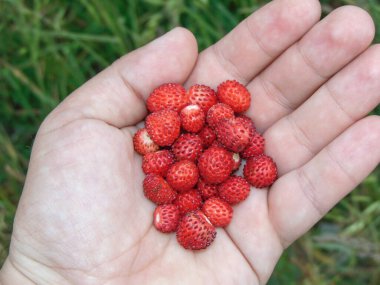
[202,197,233,227]
[145,109,181,146]
[142,150,175,177]
[172,133,203,162]
[236,115,256,139]
[153,204,180,233]
[218,175,250,205]
[180,104,205,133]
[197,179,219,200]
[206,103,234,129]
[198,146,234,184]
[217,80,251,113]
[240,132,265,159]
[188,84,218,113]
[243,154,278,188]
[146,83,189,113]
[215,118,250,152]
[166,160,199,192]
[174,189,202,215]
[210,139,224,148]
[198,125,216,148]
[176,210,217,250]
[133,128,159,155]
[231,152,241,171]
[143,174,177,205]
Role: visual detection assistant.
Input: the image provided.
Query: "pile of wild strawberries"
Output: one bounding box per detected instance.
[133,80,277,250]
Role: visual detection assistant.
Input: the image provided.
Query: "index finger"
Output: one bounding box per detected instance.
[186,0,321,87]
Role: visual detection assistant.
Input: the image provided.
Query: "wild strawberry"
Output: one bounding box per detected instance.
[211,139,224,148]
[202,197,233,227]
[217,80,251,113]
[143,174,177,205]
[240,132,265,159]
[215,118,250,152]
[174,189,202,215]
[136,80,279,251]
[236,115,256,139]
[166,160,199,192]
[198,146,234,184]
[197,179,219,200]
[133,128,159,155]
[180,104,205,133]
[145,109,181,146]
[231,153,241,171]
[188,84,218,113]
[146,83,189,113]
[206,103,234,129]
[218,175,250,205]
[176,210,217,250]
[243,154,278,188]
[142,150,175,177]
[172,133,203,162]
[198,125,216,148]
[153,204,180,233]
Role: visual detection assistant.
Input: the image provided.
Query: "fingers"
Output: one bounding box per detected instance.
[248,6,375,131]
[265,44,380,175]
[186,0,321,87]
[41,28,198,133]
[268,116,380,247]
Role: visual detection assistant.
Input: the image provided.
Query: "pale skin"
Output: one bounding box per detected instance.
[1,0,380,284]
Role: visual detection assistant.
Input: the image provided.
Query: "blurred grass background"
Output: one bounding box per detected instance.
[0,0,379,283]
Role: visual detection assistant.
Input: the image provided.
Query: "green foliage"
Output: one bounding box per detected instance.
[1,0,379,283]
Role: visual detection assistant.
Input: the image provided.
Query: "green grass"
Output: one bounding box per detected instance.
[1,0,379,284]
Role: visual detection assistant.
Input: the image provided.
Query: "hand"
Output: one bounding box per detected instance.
[1,1,379,284]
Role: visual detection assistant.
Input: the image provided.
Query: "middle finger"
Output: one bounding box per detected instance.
[247,6,375,132]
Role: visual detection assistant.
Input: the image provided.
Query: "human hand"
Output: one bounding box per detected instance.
[1,0,379,284]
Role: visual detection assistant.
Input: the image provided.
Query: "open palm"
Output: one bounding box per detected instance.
[2,1,380,284]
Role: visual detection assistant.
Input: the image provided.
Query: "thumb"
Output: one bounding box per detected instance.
[41,27,198,133]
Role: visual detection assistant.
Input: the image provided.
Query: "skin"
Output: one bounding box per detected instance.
[1,0,379,284]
